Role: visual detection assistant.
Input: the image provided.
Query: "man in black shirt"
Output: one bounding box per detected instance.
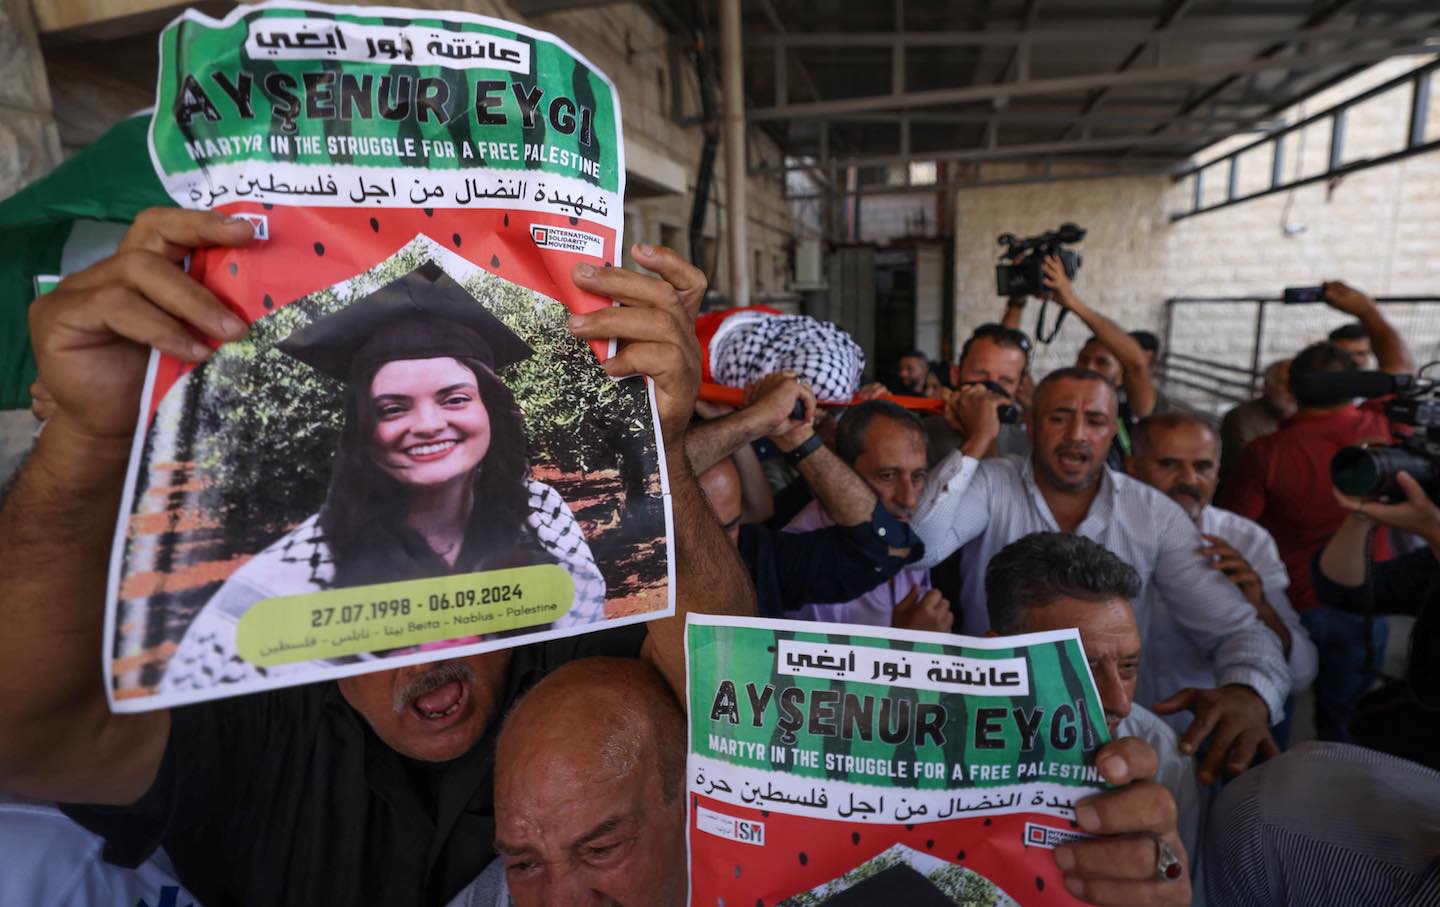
[2,210,1192,907]
[0,209,751,906]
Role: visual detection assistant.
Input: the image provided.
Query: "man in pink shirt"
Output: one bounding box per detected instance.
[784,401,952,632]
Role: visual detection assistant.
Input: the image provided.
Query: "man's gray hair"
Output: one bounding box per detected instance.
[984,532,1141,634]
[834,400,924,466]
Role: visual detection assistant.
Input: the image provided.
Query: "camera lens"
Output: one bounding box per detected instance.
[1332,445,1437,499]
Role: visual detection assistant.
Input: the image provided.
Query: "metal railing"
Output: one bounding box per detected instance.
[1157,294,1440,415]
[1171,58,1440,221]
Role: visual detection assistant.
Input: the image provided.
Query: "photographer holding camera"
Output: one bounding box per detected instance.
[1221,284,1415,742]
[924,324,1032,464]
[1317,470,1438,770]
[1041,257,1159,468]
[1001,242,1157,468]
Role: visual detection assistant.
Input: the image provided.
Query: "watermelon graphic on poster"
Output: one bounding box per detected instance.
[105,1,673,711]
[686,615,1113,906]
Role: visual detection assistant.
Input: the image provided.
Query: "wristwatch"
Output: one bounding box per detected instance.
[783,432,825,467]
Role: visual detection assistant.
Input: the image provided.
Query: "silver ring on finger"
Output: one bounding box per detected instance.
[1154,836,1184,882]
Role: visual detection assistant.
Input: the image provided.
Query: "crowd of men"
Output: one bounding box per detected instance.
[2,208,1439,907]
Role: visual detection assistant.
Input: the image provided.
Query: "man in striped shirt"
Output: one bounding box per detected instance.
[911,367,1289,785]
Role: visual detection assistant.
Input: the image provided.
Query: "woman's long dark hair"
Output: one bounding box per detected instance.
[318,356,550,587]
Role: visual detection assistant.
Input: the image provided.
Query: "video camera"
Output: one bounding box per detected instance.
[1291,370,1440,501]
[995,223,1085,298]
[957,380,1021,424]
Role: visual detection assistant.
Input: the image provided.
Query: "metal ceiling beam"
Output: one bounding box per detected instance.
[753,0,823,106]
[748,39,1439,120]
[756,129,1244,173]
[1060,0,1200,142]
[1145,0,1368,136]
[993,0,1043,85]
[745,22,1440,50]
[828,110,1281,127]
[785,160,1179,199]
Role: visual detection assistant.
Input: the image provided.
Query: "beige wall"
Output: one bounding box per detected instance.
[950,55,1440,408]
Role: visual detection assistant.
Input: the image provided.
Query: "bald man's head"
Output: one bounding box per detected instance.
[494,658,687,907]
[698,457,743,544]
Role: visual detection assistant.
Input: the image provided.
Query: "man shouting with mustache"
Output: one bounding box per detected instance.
[1127,412,1317,745]
[910,367,1291,786]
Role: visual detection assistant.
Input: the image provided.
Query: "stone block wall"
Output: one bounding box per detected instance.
[0,0,61,201]
[948,55,1440,413]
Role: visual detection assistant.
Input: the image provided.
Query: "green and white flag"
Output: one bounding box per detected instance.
[0,113,170,409]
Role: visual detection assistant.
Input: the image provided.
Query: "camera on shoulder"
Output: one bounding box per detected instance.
[994,223,1086,298]
[1292,370,1440,501]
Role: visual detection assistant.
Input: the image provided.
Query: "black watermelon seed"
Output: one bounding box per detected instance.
[925,839,934,849]
[760,811,769,818]
[568,216,578,225]
[956,850,966,861]
[1036,877,1045,891]
[262,294,274,310]
[228,262,238,276]
[262,203,273,210]
[502,213,510,227]
[797,852,807,866]
[313,242,325,256]
[755,900,764,907]
[490,254,501,268]
[452,233,462,247]
[905,824,915,832]
[984,818,992,827]
[734,865,741,878]
[850,832,860,845]
[423,208,434,217]
[369,217,380,233]
[1070,820,1079,829]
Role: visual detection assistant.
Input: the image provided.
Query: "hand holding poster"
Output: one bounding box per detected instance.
[686,615,1113,906]
[107,1,672,711]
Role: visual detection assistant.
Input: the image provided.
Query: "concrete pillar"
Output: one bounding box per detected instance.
[0,0,62,483]
[719,0,749,307]
[0,0,63,197]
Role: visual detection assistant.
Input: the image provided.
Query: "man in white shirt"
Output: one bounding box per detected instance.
[912,367,1288,784]
[984,532,1202,892]
[1127,413,1318,738]
[0,798,201,907]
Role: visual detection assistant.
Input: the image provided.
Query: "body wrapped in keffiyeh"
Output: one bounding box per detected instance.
[697,306,866,403]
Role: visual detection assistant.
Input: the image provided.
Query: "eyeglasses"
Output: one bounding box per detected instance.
[972,323,1033,354]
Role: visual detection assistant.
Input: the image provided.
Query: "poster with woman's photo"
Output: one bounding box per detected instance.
[686,616,1112,907]
[106,2,671,711]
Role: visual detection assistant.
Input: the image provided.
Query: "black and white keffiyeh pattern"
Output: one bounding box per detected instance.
[159,479,607,693]
[710,313,865,403]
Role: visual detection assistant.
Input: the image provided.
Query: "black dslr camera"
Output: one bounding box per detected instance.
[1294,371,1440,501]
[995,223,1085,297]
[957,380,1022,424]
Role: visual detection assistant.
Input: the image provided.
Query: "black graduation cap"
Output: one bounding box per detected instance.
[276,260,533,381]
[816,864,959,906]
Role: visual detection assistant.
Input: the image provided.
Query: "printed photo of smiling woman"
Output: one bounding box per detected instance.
[159,260,606,691]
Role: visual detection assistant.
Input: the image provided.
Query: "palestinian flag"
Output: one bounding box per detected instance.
[0,112,171,409]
